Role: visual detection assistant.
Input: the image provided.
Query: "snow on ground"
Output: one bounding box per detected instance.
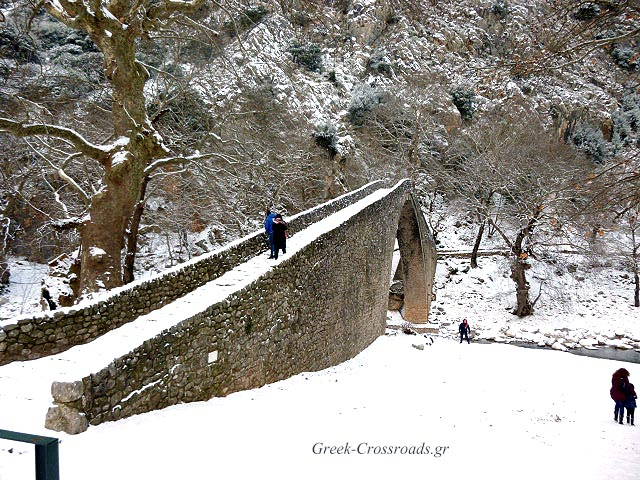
[1,333,638,480]
[432,255,640,352]
[0,257,47,320]
[424,204,640,352]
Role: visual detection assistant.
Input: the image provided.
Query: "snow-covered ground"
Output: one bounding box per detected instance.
[424,205,640,352]
[0,258,47,320]
[1,189,638,479]
[432,255,640,352]
[1,333,638,480]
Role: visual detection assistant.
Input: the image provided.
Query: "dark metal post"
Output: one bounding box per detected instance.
[35,438,60,480]
[0,429,60,480]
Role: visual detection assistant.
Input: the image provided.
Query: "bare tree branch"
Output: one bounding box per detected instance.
[0,118,109,163]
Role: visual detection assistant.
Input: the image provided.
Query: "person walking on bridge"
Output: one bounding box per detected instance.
[272,214,288,260]
[459,319,471,344]
[264,208,278,259]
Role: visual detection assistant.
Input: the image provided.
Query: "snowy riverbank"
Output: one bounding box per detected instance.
[432,254,640,353]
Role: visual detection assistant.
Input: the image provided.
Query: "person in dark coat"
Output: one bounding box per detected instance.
[458,319,471,344]
[610,368,630,424]
[272,214,288,260]
[264,208,278,258]
[625,382,637,426]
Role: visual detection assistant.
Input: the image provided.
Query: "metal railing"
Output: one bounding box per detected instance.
[0,429,59,480]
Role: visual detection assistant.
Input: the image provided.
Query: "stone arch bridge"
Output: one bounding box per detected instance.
[0,179,436,434]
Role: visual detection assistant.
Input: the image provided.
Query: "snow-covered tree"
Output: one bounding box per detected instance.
[0,0,233,294]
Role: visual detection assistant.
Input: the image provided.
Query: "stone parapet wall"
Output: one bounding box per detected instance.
[0,181,385,366]
[46,181,425,434]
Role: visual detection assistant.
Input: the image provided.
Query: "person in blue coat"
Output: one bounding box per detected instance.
[264,208,278,258]
[626,382,637,426]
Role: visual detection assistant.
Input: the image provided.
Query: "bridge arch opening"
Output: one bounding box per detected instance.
[391,196,434,324]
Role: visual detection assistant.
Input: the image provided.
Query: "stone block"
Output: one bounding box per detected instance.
[52,380,85,402]
[19,323,33,333]
[45,405,89,434]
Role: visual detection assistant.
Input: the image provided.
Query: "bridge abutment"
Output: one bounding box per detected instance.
[396,196,437,324]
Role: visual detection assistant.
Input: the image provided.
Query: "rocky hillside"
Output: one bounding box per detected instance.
[0,0,638,305]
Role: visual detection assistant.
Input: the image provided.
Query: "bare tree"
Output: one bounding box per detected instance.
[579,151,640,306]
[505,0,640,76]
[614,208,640,307]
[427,110,591,316]
[0,0,229,294]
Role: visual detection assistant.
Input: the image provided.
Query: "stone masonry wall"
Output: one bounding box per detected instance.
[412,195,438,316]
[0,181,385,366]
[45,181,432,434]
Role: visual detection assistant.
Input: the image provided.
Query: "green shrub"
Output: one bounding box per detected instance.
[571,122,610,164]
[612,91,640,149]
[348,84,385,125]
[573,3,601,21]
[0,28,39,63]
[224,6,269,36]
[611,45,639,71]
[612,109,633,148]
[491,1,509,19]
[451,88,477,121]
[35,21,98,52]
[314,123,339,156]
[368,50,393,76]
[621,91,640,129]
[49,46,103,78]
[288,42,323,72]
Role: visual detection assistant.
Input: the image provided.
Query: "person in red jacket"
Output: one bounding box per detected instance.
[610,368,630,424]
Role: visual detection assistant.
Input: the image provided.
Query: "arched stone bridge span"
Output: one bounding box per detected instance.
[1,180,437,434]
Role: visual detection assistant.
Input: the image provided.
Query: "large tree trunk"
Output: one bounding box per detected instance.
[470,222,485,269]
[79,172,143,291]
[634,270,639,308]
[510,257,533,316]
[508,207,542,317]
[123,176,149,284]
[77,36,164,294]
